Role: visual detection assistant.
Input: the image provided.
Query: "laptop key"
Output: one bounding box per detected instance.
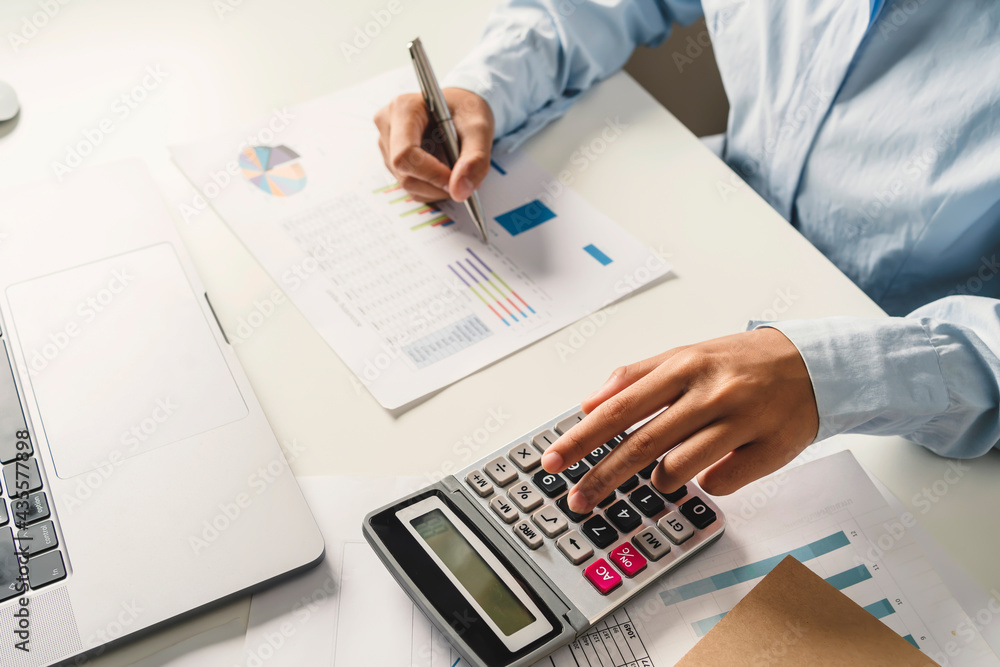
[10,491,49,527]
[28,549,66,589]
[0,528,26,601]
[18,520,58,555]
[3,458,42,497]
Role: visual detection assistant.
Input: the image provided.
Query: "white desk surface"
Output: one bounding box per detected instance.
[1,0,997,663]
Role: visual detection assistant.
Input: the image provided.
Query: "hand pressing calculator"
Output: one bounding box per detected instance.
[364,406,725,667]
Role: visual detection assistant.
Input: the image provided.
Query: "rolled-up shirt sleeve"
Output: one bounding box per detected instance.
[443,0,703,153]
[751,296,1000,458]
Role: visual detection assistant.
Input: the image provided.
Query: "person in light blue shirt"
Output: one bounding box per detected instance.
[373,0,1000,512]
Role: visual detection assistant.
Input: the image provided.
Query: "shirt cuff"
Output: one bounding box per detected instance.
[747,317,950,443]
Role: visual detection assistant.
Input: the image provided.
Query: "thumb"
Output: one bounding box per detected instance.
[449,117,493,201]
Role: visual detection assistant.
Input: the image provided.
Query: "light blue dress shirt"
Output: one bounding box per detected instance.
[443,0,1000,457]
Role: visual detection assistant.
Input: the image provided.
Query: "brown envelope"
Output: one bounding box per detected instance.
[676,555,936,666]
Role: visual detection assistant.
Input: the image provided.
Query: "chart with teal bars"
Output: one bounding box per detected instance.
[239,145,307,196]
[631,451,995,665]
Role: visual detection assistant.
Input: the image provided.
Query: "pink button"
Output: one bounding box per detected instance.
[584,558,622,595]
[609,543,648,578]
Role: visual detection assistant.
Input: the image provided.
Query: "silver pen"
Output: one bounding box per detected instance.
[408,37,489,244]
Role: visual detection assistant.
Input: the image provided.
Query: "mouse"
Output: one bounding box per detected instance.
[0,80,20,122]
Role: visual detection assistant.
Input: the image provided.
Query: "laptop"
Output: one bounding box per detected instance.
[0,160,324,665]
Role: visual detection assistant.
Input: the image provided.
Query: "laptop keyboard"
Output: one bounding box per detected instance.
[0,340,66,601]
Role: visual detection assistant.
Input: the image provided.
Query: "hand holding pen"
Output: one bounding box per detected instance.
[373,38,493,243]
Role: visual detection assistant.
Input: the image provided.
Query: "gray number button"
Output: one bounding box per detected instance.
[513,521,543,550]
[507,444,541,472]
[484,457,517,487]
[531,505,568,538]
[658,511,694,544]
[490,496,519,524]
[508,483,543,513]
[633,529,671,561]
[465,471,494,497]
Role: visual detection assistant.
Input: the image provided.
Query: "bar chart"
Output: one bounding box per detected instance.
[448,248,537,327]
[373,182,455,231]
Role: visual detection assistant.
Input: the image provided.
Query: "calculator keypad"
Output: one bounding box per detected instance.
[508,483,543,513]
[461,410,722,603]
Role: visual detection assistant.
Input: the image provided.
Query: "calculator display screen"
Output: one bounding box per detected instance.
[411,509,536,636]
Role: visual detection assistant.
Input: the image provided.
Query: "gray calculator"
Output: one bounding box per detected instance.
[364,406,725,667]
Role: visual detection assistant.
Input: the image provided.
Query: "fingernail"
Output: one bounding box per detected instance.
[568,488,590,514]
[541,451,563,473]
[442,184,450,195]
[455,177,473,201]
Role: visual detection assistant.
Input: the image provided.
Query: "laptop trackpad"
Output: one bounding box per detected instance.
[6,244,248,478]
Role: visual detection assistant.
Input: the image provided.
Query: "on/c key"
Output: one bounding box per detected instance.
[584,558,622,595]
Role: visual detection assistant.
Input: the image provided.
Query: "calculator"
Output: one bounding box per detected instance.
[364,406,725,667]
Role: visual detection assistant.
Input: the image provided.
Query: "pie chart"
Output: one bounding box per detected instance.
[239,145,307,196]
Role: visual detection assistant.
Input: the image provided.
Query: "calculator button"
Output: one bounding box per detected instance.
[0,502,6,527]
[562,460,589,483]
[465,471,494,497]
[513,520,543,550]
[554,411,586,435]
[658,511,694,544]
[532,471,567,498]
[531,429,559,453]
[597,492,617,509]
[532,505,568,538]
[484,457,517,487]
[617,475,639,493]
[605,434,625,449]
[680,497,717,529]
[633,529,671,561]
[557,530,593,565]
[609,543,648,577]
[489,496,519,524]
[581,516,618,549]
[556,496,592,523]
[606,500,643,533]
[629,486,665,517]
[508,444,541,472]
[584,559,622,595]
[637,460,658,479]
[508,483,543,513]
[584,444,612,466]
[662,484,688,503]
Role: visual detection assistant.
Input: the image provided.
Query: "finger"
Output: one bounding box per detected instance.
[695,438,797,496]
[565,396,725,513]
[387,97,452,190]
[581,347,689,413]
[543,357,693,475]
[449,116,493,201]
[397,175,449,203]
[649,422,747,497]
